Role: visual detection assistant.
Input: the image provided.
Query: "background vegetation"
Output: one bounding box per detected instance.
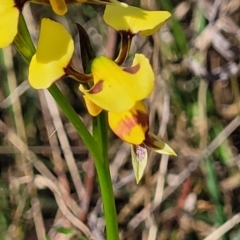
[1,0,240,239]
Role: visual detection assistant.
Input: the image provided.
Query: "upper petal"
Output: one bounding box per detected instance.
[0,0,20,48]
[36,18,73,64]
[29,18,74,89]
[103,4,171,36]
[80,54,154,112]
[108,101,149,145]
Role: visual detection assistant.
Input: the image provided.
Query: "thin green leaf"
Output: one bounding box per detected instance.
[56,227,74,235]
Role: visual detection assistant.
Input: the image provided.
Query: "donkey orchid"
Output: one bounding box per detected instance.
[0,0,119,48]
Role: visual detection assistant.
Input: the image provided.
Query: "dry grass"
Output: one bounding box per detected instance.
[1,0,240,239]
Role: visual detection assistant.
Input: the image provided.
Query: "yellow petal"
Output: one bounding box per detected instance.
[83,96,102,116]
[80,54,154,112]
[49,0,67,15]
[29,18,74,89]
[104,4,171,36]
[0,0,20,48]
[108,101,149,145]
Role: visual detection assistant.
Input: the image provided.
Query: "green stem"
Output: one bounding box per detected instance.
[92,111,118,239]
[14,13,119,240]
[49,86,119,240]
[92,111,108,160]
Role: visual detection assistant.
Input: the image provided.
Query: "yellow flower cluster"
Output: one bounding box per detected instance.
[0,0,176,181]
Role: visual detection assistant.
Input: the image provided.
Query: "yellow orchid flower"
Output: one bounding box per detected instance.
[108,101,176,154]
[29,18,74,89]
[108,101,176,182]
[80,53,154,113]
[0,0,119,48]
[103,4,171,36]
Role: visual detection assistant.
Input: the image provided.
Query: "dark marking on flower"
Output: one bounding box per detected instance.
[89,80,103,94]
[114,110,149,142]
[143,133,155,148]
[65,64,93,83]
[136,110,149,129]
[14,0,28,10]
[144,133,165,149]
[123,64,140,74]
[119,30,135,38]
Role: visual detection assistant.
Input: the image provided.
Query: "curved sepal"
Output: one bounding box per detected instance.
[104,4,171,36]
[83,96,102,116]
[131,144,148,184]
[144,132,176,156]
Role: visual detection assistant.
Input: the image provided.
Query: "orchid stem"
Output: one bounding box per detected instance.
[15,13,119,240]
[49,86,119,240]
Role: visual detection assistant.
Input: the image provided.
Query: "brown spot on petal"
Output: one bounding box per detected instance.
[114,110,149,141]
[136,110,149,130]
[15,0,28,9]
[123,64,140,74]
[89,80,103,94]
